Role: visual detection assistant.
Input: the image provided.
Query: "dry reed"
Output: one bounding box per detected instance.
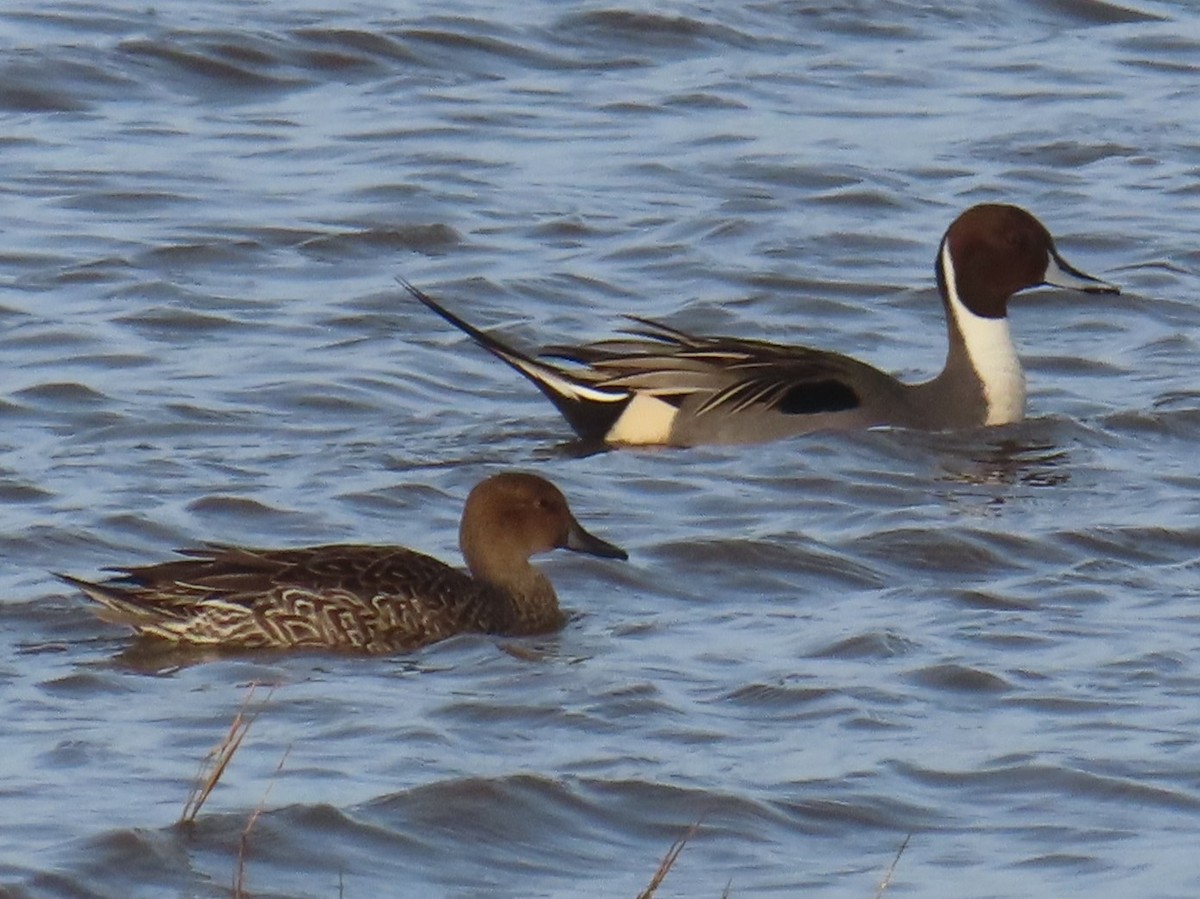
[180,683,275,826]
[637,818,705,899]
[873,833,912,898]
[635,822,911,899]
[233,743,292,898]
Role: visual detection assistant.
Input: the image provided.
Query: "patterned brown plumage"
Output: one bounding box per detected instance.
[58,473,627,654]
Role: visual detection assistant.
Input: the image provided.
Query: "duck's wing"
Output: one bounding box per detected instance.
[548,326,872,418]
[407,280,891,444]
[60,545,503,652]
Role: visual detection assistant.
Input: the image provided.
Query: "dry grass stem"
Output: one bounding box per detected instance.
[180,683,276,826]
[637,818,705,899]
[233,743,292,899]
[873,833,912,899]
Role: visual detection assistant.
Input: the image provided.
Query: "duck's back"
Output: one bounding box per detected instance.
[88,544,527,653]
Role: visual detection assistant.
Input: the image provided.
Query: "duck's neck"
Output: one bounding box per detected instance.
[927,238,1026,426]
[471,557,564,634]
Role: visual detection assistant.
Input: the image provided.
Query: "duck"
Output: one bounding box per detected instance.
[403,204,1119,447]
[57,472,627,654]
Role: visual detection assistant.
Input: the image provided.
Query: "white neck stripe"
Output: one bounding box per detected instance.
[940,241,1026,425]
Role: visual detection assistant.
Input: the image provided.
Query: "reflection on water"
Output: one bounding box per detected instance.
[939,436,1072,495]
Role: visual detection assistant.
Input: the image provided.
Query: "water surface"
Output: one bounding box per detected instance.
[2,1,1200,896]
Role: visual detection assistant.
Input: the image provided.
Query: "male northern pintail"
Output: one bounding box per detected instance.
[58,473,627,653]
[404,204,1119,446]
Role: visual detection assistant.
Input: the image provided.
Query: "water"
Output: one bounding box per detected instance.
[2,0,1199,896]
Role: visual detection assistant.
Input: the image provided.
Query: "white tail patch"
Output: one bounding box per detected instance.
[940,241,1026,425]
[604,393,678,445]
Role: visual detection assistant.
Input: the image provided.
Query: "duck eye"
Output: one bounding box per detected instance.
[1007,228,1036,253]
[536,496,563,514]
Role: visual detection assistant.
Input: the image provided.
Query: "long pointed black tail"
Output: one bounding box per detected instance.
[400,278,631,441]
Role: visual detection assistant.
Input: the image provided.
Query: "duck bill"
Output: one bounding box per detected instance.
[565,517,628,561]
[1044,249,1120,295]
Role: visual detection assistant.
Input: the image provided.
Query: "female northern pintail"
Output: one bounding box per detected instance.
[58,473,627,653]
[404,204,1119,446]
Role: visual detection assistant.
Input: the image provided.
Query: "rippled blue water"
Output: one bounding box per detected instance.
[2,0,1199,896]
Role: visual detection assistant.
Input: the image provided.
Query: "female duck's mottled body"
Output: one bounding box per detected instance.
[59,473,627,654]
[406,204,1119,447]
